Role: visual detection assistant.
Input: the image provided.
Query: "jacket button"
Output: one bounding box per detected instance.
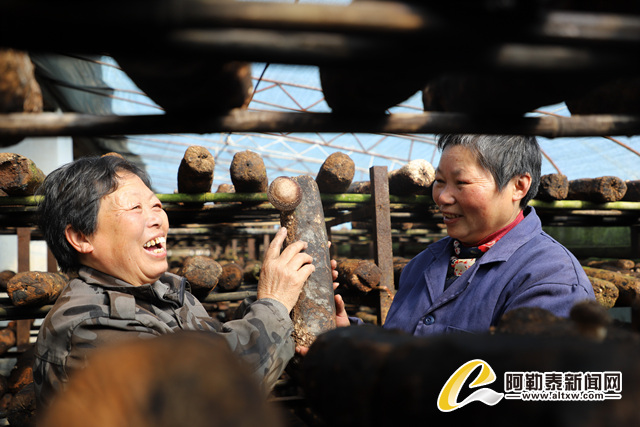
[423,315,435,325]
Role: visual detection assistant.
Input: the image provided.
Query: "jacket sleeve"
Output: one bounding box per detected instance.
[215,298,295,392]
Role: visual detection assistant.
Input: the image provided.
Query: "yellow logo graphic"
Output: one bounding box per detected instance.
[437,359,505,412]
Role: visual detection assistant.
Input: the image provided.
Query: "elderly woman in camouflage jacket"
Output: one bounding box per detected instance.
[33,155,316,409]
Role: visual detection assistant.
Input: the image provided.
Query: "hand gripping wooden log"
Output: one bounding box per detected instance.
[268,176,336,348]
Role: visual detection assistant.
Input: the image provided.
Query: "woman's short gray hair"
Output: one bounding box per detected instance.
[437,134,541,208]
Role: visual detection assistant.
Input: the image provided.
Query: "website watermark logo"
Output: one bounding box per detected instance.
[437,359,622,412]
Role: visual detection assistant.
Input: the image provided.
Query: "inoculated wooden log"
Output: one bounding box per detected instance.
[567,176,627,203]
[8,347,33,394]
[0,49,43,147]
[6,382,35,427]
[388,159,435,196]
[566,77,640,115]
[585,258,636,271]
[315,152,355,194]
[242,260,261,284]
[178,256,223,300]
[0,270,15,292]
[6,271,66,307]
[588,276,619,309]
[347,180,370,194]
[268,176,335,348]
[622,180,640,202]
[114,53,253,114]
[217,262,243,293]
[583,266,640,307]
[177,145,215,194]
[0,328,16,357]
[336,259,382,293]
[536,173,568,201]
[0,153,45,196]
[230,150,268,194]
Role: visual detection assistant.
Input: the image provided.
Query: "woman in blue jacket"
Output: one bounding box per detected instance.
[384,134,595,336]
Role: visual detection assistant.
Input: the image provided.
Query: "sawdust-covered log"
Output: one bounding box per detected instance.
[230,150,268,194]
[583,266,640,307]
[178,256,223,300]
[388,159,435,196]
[536,173,569,201]
[336,258,382,293]
[567,176,627,203]
[268,175,335,348]
[177,145,215,194]
[0,328,16,357]
[588,276,619,309]
[6,272,66,307]
[315,152,355,194]
[217,262,243,292]
[0,153,45,196]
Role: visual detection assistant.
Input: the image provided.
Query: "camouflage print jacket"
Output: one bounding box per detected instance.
[33,266,294,409]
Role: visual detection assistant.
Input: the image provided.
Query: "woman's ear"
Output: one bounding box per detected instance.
[65,225,94,254]
[512,173,532,202]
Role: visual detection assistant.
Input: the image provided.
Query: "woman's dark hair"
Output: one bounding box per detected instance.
[437,134,541,208]
[37,155,151,272]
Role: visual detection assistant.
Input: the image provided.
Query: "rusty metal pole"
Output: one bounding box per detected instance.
[370,166,395,325]
[16,227,31,351]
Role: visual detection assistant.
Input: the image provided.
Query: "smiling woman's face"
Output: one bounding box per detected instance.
[80,172,169,286]
[432,145,523,245]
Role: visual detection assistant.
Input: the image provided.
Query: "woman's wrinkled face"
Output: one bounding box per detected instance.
[432,145,522,245]
[83,172,169,286]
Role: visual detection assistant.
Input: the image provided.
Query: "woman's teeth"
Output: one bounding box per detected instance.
[143,237,166,253]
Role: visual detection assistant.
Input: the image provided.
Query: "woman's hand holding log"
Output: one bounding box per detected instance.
[257,227,315,313]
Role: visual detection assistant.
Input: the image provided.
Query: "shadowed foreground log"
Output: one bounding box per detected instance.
[303,322,640,427]
[178,256,223,300]
[6,272,66,307]
[537,173,569,201]
[622,180,640,202]
[177,145,215,194]
[268,176,335,348]
[315,152,355,194]
[39,331,282,427]
[217,262,243,292]
[568,176,627,203]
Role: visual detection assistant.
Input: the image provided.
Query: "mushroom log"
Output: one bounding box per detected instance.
[268,176,336,347]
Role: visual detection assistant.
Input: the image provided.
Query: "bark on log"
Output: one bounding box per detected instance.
[315,152,355,194]
[217,262,243,292]
[0,153,45,196]
[567,176,627,203]
[177,145,215,194]
[336,258,381,293]
[388,159,435,196]
[0,49,43,147]
[588,276,619,309]
[270,175,336,348]
[583,266,640,307]
[178,256,223,300]
[622,180,640,201]
[303,323,640,427]
[114,53,253,114]
[6,271,66,307]
[230,150,268,193]
[536,173,569,201]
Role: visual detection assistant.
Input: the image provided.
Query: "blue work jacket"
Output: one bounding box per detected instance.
[384,207,595,335]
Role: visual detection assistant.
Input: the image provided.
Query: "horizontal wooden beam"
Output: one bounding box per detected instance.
[1,111,640,138]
